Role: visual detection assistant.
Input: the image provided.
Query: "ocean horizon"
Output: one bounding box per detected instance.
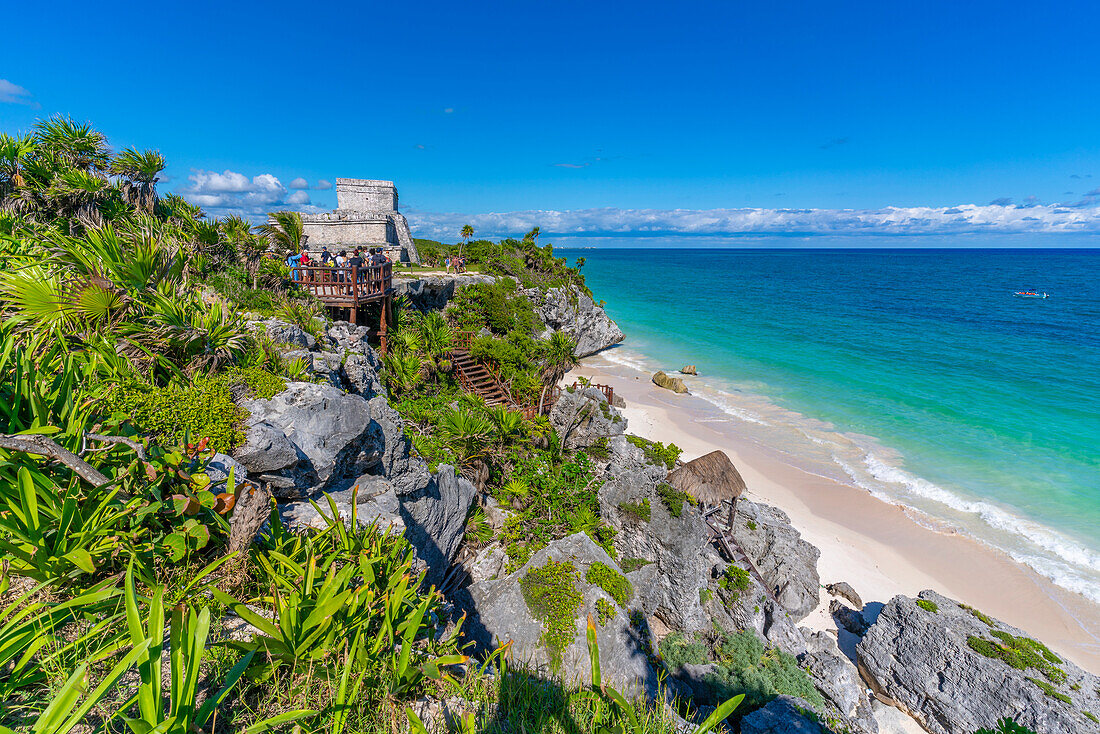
[560,246,1100,604]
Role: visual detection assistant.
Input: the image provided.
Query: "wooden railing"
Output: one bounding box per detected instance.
[292,263,392,303]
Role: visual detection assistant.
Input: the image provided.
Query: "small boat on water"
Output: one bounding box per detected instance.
[1014,291,1049,299]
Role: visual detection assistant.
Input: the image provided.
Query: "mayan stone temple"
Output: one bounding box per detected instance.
[299,178,420,263]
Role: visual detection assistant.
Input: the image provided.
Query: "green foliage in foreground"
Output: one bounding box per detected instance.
[627,435,683,471]
[520,559,584,670]
[449,278,538,335]
[106,367,285,452]
[916,599,939,613]
[585,561,633,606]
[619,498,652,523]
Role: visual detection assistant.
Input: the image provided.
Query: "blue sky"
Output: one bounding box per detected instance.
[3,0,1100,244]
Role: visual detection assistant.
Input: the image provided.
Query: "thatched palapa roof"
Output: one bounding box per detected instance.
[667,450,746,504]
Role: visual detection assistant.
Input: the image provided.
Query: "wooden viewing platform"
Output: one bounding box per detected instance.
[293,263,393,330]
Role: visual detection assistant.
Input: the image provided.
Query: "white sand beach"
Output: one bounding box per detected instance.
[567,359,1100,676]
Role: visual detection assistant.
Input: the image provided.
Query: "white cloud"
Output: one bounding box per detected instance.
[443,107,454,114]
[0,79,38,107]
[288,177,309,189]
[176,168,323,220]
[314,179,332,190]
[407,200,1100,241]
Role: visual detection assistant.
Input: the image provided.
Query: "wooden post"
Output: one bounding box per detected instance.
[379,293,390,355]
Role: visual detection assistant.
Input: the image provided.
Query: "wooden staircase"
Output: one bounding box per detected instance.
[703,503,781,606]
[451,349,513,406]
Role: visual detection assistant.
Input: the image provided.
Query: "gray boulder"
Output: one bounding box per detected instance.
[830,599,870,636]
[462,533,657,696]
[237,383,376,497]
[733,500,821,621]
[549,386,626,452]
[233,422,298,476]
[249,317,316,350]
[342,353,386,398]
[857,590,1100,734]
[800,630,877,733]
[524,285,624,358]
[826,581,863,608]
[399,465,477,585]
[205,452,249,487]
[740,696,828,734]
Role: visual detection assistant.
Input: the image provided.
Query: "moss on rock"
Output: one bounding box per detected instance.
[520,559,583,670]
[585,561,633,606]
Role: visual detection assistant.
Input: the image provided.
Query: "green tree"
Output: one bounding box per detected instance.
[110,147,165,214]
[258,210,306,255]
[460,223,474,257]
[537,330,578,415]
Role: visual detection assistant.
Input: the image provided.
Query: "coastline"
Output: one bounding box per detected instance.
[567,354,1100,675]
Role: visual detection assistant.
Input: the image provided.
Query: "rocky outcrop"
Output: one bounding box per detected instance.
[248,317,317,350]
[524,285,624,358]
[801,630,877,733]
[400,465,477,582]
[549,386,626,452]
[826,581,863,609]
[235,383,376,497]
[598,436,712,633]
[732,501,821,621]
[461,533,657,696]
[680,366,697,375]
[394,274,497,311]
[857,590,1100,734]
[652,371,689,394]
[740,696,829,734]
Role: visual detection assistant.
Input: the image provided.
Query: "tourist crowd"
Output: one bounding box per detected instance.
[286,246,391,284]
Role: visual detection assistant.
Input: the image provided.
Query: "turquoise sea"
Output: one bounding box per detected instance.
[559,247,1100,602]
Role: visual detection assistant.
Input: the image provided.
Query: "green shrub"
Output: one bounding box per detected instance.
[659,632,709,669]
[448,279,538,335]
[720,565,752,595]
[916,599,939,613]
[589,436,611,460]
[107,367,286,452]
[708,630,824,710]
[700,587,714,604]
[1084,712,1099,725]
[626,435,682,470]
[656,482,694,518]
[961,603,996,627]
[620,557,652,573]
[1026,677,1072,704]
[747,520,757,530]
[520,559,584,669]
[967,632,1067,683]
[972,719,1039,734]
[596,598,616,627]
[585,561,633,606]
[618,498,651,523]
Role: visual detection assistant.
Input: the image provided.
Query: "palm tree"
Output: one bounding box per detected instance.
[537,330,578,415]
[0,133,36,207]
[460,224,474,258]
[221,215,265,288]
[33,115,111,172]
[258,211,305,255]
[110,147,165,213]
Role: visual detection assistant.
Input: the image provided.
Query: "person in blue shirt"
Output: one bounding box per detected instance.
[286,251,302,281]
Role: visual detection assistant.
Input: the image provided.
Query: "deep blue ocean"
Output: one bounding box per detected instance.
[559,247,1100,600]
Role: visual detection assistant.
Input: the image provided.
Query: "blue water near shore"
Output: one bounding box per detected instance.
[559,247,1100,601]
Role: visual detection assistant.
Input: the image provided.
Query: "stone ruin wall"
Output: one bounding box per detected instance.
[335,178,398,212]
[296,178,420,263]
